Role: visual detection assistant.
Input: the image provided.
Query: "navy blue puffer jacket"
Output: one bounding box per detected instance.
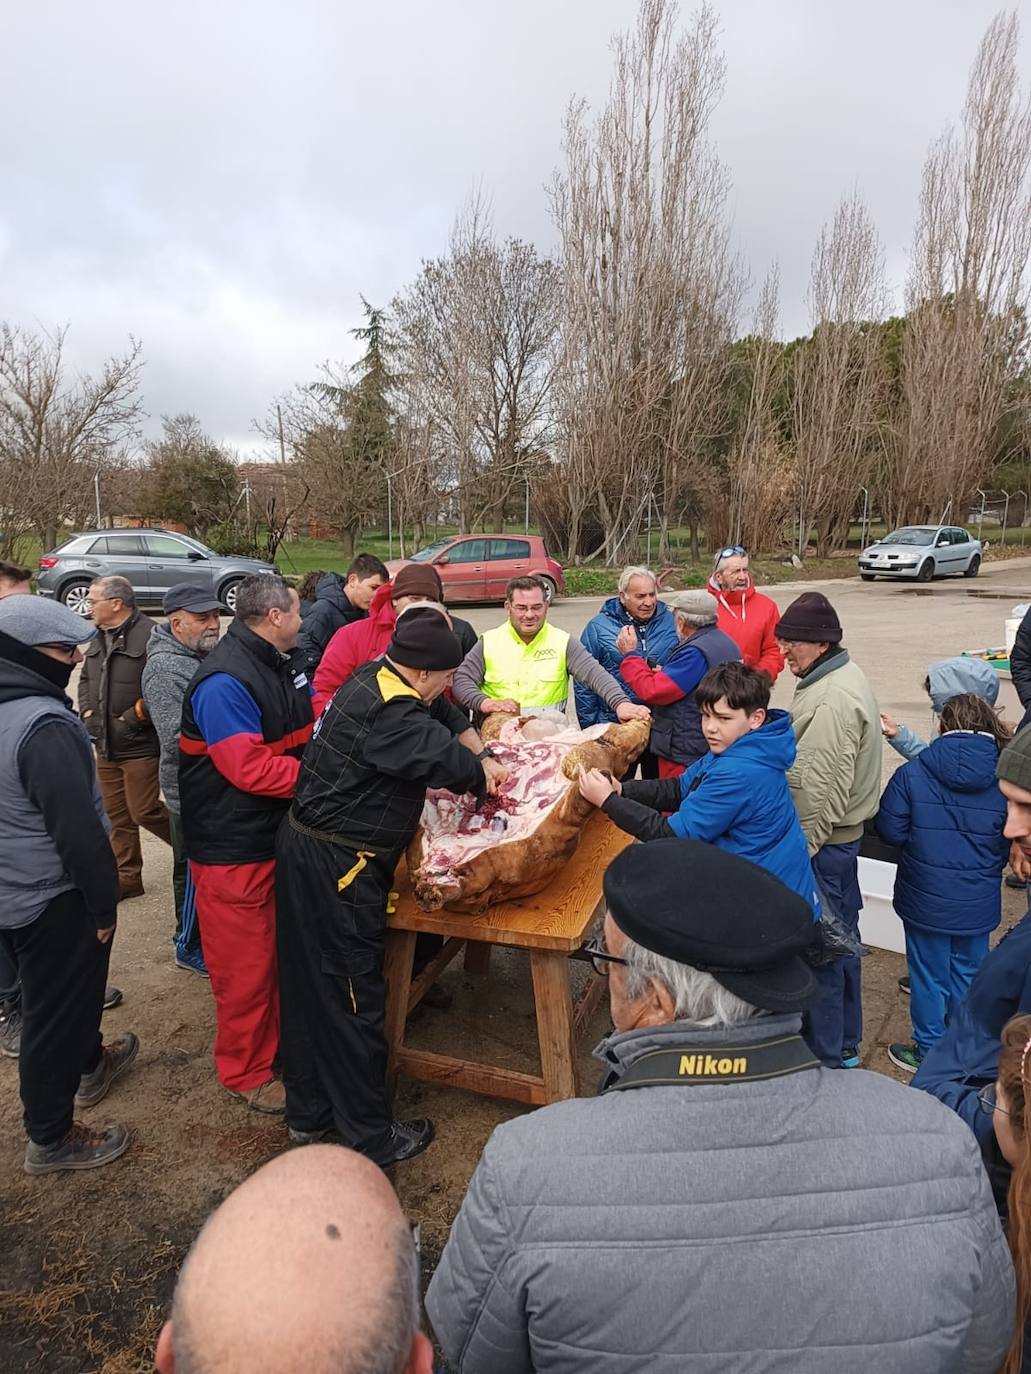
[876,731,1008,936]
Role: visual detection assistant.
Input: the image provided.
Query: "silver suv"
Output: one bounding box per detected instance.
[36,529,278,615]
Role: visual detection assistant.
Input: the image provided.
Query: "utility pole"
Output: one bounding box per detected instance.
[94,472,102,527]
[276,404,287,466]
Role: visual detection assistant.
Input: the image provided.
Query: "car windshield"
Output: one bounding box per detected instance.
[879,527,937,546]
[408,539,452,563]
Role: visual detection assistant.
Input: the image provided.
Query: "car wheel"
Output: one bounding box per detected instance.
[964,554,981,578]
[60,579,92,616]
[219,578,243,613]
[916,559,934,583]
[538,576,557,602]
[860,574,875,582]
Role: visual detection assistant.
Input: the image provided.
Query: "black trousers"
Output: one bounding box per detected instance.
[275,822,398,1158]
[0,890,111,1145]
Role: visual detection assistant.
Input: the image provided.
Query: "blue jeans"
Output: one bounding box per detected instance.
[905,927,990,1058]
[804,840,863,1066]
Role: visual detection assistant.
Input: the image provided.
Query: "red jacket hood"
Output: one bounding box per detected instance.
[368,580,398,629]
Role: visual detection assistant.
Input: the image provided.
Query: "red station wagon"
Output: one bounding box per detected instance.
[386,534,565,604]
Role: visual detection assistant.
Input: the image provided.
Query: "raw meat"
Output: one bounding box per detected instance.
[408,711,650,912]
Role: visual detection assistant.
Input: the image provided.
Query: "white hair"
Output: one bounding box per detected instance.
[618,566,657,596]
[621,935,758,1028]
[394,599,452,629]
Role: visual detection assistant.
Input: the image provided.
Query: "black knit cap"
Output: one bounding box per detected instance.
[603,838,817,1012]
[387,607,463,670]
[774,591,842,645]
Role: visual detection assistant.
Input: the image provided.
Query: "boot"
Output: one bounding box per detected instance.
[24,1122,130,1175]
[230,1078,287,1115]
[75,1032,140,1108]
[0,999,21,1058]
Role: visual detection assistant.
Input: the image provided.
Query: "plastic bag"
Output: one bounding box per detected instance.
[804,880,870,967]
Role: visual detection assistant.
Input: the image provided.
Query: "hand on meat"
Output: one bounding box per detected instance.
[614,625,638,656]
[481,698,521,715]
[578,765,620,806]
[616,701,651,723]
[482,757,510,796]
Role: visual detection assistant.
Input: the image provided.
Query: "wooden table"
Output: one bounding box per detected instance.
[383,814,634,1107]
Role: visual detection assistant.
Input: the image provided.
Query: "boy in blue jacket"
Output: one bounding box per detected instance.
[877,693,1010,1073]
[578,661,820,916]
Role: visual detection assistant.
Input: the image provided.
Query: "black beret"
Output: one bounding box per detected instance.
[603,838,817,1013]
[388,607,463,671]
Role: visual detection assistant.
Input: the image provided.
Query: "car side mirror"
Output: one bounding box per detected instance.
[434,555,449,566]
[936,536,948,546]
[187,550,206,561]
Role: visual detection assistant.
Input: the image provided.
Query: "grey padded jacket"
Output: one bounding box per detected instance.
[427,1014,1014,1374]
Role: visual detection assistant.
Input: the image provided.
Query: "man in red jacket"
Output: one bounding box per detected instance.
[707,546,783,681]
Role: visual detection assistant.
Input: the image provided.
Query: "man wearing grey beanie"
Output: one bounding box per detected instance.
[0,596,139,1174]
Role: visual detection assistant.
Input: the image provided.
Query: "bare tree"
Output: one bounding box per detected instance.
[550,0,741,565]
[791,191,888,557]
[0,324,143,551]
[889,9,1031,528]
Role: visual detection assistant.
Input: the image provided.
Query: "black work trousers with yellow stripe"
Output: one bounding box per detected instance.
[275,817,399,1160]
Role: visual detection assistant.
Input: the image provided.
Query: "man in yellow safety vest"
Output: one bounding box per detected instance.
[453,575,651,724]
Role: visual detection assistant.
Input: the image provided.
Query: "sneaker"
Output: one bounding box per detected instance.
[174,947,209,979]
[230,1078,287,1115]
[75,1032,140,1107]
[24,1121,130,1175]
[0,1000,21,1058]
[103,985,123,1010]
[840,1050,860,1069]
[888,1042,922,1074]
[369,1118,435,1167]
[897,976,911,996]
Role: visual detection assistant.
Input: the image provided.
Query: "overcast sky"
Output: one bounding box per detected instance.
[3,0,1027,454]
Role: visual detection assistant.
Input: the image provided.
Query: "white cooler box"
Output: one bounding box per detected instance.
[856,856,906,954]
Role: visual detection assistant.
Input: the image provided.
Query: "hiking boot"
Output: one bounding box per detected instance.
[0,1000,21,1058]
[24,1121,130,1175]
[103,985,123,1010]
[75,1032,140,1107]
[230,1078,286,1115]
[174,947,209,979]
[888,1042,922,1074]
[897,975,911,996]
[370,1118,435,1167]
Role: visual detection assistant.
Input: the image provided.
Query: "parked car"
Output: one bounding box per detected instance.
[386,534,565,604]
[36,529,278,615]
[858,525,982,582]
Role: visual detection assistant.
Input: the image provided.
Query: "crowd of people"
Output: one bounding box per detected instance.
[3,546,1031,1369]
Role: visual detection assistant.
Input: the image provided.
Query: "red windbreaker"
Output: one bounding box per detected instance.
[706,577,784,680]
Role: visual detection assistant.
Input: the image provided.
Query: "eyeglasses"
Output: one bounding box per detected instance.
[577,935,628,977]
[714,545,747,565]
[977,1089,1011,1118]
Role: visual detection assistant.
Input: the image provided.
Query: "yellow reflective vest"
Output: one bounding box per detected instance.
[480,621,570,709]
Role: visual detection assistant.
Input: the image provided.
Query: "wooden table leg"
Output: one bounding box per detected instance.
[463,939,492,976]
[529,948,577,1103]
[383,929,417,1101]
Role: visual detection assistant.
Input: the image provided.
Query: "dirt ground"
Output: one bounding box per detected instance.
[2,559,1030,1372]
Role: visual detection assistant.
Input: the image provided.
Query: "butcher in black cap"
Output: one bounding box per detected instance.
[275,607,509,1167]
[427,837,1013,1373]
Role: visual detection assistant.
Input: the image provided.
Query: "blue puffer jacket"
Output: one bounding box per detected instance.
[876,731,1008,936]
[574,596,679,726]
[668,709,821,917]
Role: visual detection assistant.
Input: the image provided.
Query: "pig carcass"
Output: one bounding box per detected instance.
[408,711,649,912]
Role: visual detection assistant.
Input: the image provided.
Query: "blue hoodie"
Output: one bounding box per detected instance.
[889,656,1000,762]
[667,709,821,917]
[575,596,679,727]
[876,730,1008,937]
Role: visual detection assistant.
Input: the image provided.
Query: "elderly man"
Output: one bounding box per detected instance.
[296,552,388,674]
[0,597,138,1175]
[0,558,33,598]
[575,566,678,730]
[142,583,225,977]
[612,588,739,776]
[156,1145,433,1374]
[180,575,313,1114]
[427,839,1014,1373]
[775,592,880,1070]
[79,575,171,899]
[707,544,783,679]
[453,574,649,724]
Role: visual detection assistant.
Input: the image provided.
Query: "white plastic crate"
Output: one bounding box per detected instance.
[857,856,906,954]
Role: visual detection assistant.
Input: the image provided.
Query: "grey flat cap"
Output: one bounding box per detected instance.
[667,589,718,624]
[0,595,98,647]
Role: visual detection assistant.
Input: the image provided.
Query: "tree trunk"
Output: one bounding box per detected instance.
[339,525,357,558]
[689,521,700,564]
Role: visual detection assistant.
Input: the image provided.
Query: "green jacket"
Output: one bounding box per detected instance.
[786,650,881,854]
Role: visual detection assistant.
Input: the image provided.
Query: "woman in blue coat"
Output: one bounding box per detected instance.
[877,693,1010,1073]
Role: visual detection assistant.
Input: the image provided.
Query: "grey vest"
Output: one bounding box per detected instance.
[0,695,109,929]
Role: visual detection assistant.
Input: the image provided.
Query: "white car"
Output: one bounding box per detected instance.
[858,526,982,582]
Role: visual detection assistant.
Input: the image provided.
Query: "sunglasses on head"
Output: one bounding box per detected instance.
[714,545,747,565]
